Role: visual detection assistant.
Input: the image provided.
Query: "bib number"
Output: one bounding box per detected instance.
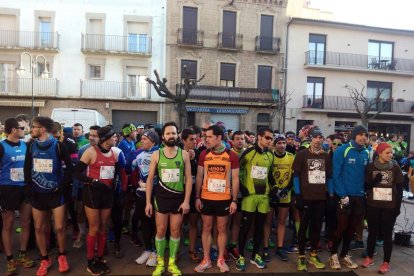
[308,171,325,184]
[161,169,180,183]
[33,158,53,173]
[10,168,24,181]
[251,166,268,180]
[207,178,226,193]
[100,166,115,180]
[373,187,392,201]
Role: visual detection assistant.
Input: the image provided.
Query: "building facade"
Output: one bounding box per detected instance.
[0,0,166,131]
[165,0,288,132]
[285,18,414,147]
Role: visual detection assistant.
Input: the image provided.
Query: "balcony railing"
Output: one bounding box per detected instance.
[255,36,280,53]
[178,84,276,103]
[81,33,152,55]
[217,32,243,50]
[0,30,60,51]
[302,95,414,113]
[305,51,414,74]
[0,77,58,96]
[80,80,151,99]
[177,28,204,47]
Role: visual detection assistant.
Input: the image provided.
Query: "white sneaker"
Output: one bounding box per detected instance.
[340,254,358,269]
[73,235,83,248]
[330,253,341,270]
[136,250,152,265]
[146,251,157,267]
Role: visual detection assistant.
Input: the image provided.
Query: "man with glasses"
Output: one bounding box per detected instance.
[330,125,369,270]
[0,118,34,276]
[236,128,275,271]
[24,116,73,275]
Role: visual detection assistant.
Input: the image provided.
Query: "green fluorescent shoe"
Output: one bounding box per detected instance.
[167,261,182,276]
[309,254,325,269]
[236,256,246,271]
[246,239,253,252]
[250,254,266,269]
[297,256,308,272]
[152,263,165,276]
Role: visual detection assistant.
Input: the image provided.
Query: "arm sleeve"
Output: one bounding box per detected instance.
[24,141,33,185]
[59,142,73,186]
[332,147,347,197]
[116,151,128,192]
[293,176,300,194]
[74,161,93,183]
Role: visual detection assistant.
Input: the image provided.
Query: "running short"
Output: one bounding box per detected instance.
[154,196,183,214]
[0,185,27,211]
[241,194,270,214]
[201,198,232,217]
[83,184,114,209]
[31,191,65,211]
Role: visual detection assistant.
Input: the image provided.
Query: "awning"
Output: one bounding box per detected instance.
[0,100,45,107]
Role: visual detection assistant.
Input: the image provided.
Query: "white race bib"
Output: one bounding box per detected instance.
[207,178,226,193]
[10,168,24,181]
[308,170,325,184]
[161,168,180,183]
[251,166,268,180]
[33,158,53,173]
[99,166,115,180]
[373,187,392,201]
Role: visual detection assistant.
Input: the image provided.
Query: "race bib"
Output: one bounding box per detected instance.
[251,166,268,180]
[308,170,325,184]
[33,158,53,173]
[161,168,180,183]
[10,168,24,181]
[207,178,226,193]
[137,180,147,192]
[373,187,392,201]
[99,166,115,180]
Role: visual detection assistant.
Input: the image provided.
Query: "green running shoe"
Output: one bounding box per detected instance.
[309,254,325,269]
[236,256,246,271]
[250,254,266,269]
[167,261,182,276]
[152,258,165,276]
[297,256,308,272]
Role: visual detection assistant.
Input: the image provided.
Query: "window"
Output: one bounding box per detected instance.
[259,15,274,51]
[308,34,326,65]
[128,75,148,98]
[257,113,270,132]
[367,81,392,112]
[182,7,198,44]
[220,63,236,87]
[39,18,52,47]
[306,77,324,108]
[257,66,272,89]
[89,65,102,79]
[36,62,50,77]
[181,60,197,83]
[222,11,237,48]
[368,40,393,69]
[0,63,14,92]
[128,33,148,53]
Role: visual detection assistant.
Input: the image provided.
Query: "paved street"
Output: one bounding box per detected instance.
[2,200,414,275]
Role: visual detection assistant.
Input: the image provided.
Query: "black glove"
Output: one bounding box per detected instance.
[269,187,279,205]
[295,195,304,210]
[278,187,289,199]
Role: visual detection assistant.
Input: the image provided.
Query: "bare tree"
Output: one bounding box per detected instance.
[344,84,389,127]
[269,89,293,131]
[146,68,205,129]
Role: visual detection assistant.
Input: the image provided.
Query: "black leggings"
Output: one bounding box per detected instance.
[238,211,266,257]
[325,196,337,241]
[366,206,397,263]
[132,196,155,250]
[298,200,325,255]
[331,196,365,257]
[111,192,124,245]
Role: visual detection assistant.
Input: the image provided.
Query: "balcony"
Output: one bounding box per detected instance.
[255,36,280,54]
[0,30,60,51]
[80,80,151,100]
[217,32,243,51]
[177,28,204,47]
[302,95,414,114]
[179,84,277,104]
[304,51,414,76]
[81,33,152,56]
[0,77,58,96]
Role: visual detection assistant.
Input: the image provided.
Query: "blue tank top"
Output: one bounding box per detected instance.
[0,140,26,186]
[30,138,63,193]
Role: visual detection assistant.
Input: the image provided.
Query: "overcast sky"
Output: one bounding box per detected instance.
[310,0,414,30]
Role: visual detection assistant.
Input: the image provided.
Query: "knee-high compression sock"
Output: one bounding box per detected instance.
[86,235,97,260]
[96,233,107,257]
[156,236,167,258]
[169,237,180,261]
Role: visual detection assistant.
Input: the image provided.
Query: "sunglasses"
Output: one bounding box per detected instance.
[264,136,273,141]
[30,125,42,129]
[202,128,207,132]
[333,142,342,146]
[16,126,25,130]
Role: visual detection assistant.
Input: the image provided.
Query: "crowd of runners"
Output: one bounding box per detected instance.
[0,114,413,276]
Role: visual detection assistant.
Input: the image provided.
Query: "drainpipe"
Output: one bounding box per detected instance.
[282,17,293,133]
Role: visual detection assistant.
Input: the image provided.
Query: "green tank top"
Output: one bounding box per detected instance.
[156,147,185,197]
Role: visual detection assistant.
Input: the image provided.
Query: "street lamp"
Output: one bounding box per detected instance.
[16,52,49,118]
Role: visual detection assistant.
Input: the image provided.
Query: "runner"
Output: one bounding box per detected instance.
[193,125,239,273]
[145,122,192,276]
[24,116,73,276]
[0,118,34,275]
[73,123,89,148]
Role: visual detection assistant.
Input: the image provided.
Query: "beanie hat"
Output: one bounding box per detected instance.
[309,126,323,138]
[376,142,391,154]
[63,127,72,134]
[274,134,286,143]
[142,130,160,145]
[122,124,136,136]
[98,126,115,143]
[351,125,368,140]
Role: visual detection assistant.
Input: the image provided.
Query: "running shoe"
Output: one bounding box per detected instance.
[287,244,299,254]
[309,254,325,269]
[226,245,239,259]
[16,252,34,268]
[376,240,384,247]
[36,258,52,276]
[58,255,69,273]
[95,258,110,274]
[250,254,266,269]
[276,248,289,262]
[297,256,307,272]
[152,261,165,276]
[194,258,212,273]
[378,262,390,274]
[87,260,102,276]
[73,235,83,249]
[235,256,246,271]
[146,252,157,267]
[167,261,182,276]
[189,251,200,263]
[340,254,358,269]
[217,258,229,273]
[329,253,341,270]
[6,259,17,276]
[223,249,232,262]
[362,256,374,268]
[350,240,364,250]
[268,239,276,249]
[210,247,218,261]
[262,248,271,263]
[136,250,152,265]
